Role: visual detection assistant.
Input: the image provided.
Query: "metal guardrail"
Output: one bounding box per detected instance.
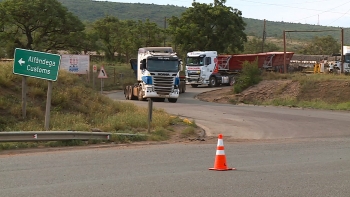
[0,131,145,142]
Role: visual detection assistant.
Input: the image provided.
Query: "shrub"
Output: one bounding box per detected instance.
[234,60,262,93]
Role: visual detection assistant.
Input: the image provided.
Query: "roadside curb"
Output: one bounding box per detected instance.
[0,141,171,156]
[194,88,223,100]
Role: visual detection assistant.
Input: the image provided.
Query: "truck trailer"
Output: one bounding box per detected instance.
[185,51,294,87]
[125,47,181,103]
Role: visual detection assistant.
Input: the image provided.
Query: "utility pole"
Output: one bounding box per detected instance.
[262,19,266,53]
[283,30,286,73]
[341,28,344,73]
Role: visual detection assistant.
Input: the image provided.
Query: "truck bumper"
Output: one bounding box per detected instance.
[186,77,209,85]
[144,89,179,98]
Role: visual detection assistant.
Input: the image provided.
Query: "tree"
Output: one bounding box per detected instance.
[141,19,164,47]
[244,37,280,54]
[119,20,143,62]
[299,35,340,55]
[93,17,163,61]
[167,0,247,54]
[93,16,123,61]
[0,0,85,54]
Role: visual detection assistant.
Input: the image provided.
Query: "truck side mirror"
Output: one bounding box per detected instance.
[179,60,183,71]
[140,59,146,70]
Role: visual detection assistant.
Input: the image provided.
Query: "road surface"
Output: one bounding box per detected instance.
[1,85,349,197]
[1,140,349,197]
[107,85,350,140]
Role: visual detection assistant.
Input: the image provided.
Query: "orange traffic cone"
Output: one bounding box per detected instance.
[209,134,236,171]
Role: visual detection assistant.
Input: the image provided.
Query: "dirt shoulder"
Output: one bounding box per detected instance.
[195,79,350,106]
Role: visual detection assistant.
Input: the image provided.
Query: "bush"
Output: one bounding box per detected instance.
[234,60,262,93]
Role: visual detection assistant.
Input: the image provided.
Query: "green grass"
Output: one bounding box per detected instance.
[0,61,192,151]
[89,62,136,91]
[262,97,350,110]
[0,142,39,151]
[180,127,197,138]
[148,128,170,141]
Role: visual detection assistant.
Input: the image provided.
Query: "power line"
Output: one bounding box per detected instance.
[292,0,350,24]
[325,7,350,26]
[235,0,350,16]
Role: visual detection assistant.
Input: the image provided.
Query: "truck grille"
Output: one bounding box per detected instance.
[153,76,174,95]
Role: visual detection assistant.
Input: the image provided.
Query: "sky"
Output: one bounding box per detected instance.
[97,0,350,28]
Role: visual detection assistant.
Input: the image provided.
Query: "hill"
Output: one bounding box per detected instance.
[55,0,350,44]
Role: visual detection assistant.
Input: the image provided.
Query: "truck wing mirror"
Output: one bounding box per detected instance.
[140,59,146,70]
[179,60,183,71]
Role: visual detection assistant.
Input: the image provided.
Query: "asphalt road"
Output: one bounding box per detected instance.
[1,139,349,197]
[107,85,350,139]
[1,85,350,197]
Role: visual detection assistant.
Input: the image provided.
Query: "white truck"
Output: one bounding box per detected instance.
[125,47,180,103]
[336,46,350,74]
[185,51,235,87]
[326,46,350,74]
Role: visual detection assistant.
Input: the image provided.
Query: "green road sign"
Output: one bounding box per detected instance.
[13,48,61,81]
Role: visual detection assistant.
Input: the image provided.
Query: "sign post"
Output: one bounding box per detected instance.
[13,48,61,130]
[93,65,97,90]
[147,98,153,133]
[22,76,27,119]
[44,81,53,130]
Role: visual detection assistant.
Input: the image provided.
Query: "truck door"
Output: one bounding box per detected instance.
[205,57,214,72]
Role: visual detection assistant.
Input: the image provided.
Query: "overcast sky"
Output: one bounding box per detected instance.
[95,0,350,27]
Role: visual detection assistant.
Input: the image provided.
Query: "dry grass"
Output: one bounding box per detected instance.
[0,62,194,139]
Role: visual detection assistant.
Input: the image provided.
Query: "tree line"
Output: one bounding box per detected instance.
[0,0,341,61]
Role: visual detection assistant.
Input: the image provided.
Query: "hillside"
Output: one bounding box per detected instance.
[55,0,350,44]
[197,74,350,111]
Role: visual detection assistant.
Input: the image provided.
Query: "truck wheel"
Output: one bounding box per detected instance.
[137,87,144,101]
[128,86,134,100]
[229,76,235,86]
[168,98,177,103]
[125,86,130,100]
[191,84,198,88]
[209,76,217,87]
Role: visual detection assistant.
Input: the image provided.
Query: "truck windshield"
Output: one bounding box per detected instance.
[147,60,179,72]
[187,57,204,66]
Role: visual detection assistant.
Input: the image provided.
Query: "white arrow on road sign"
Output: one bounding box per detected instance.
[33,134,37,139]
[18,58,25,66]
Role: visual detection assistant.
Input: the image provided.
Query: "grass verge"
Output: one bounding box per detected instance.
[0,62,198,151]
